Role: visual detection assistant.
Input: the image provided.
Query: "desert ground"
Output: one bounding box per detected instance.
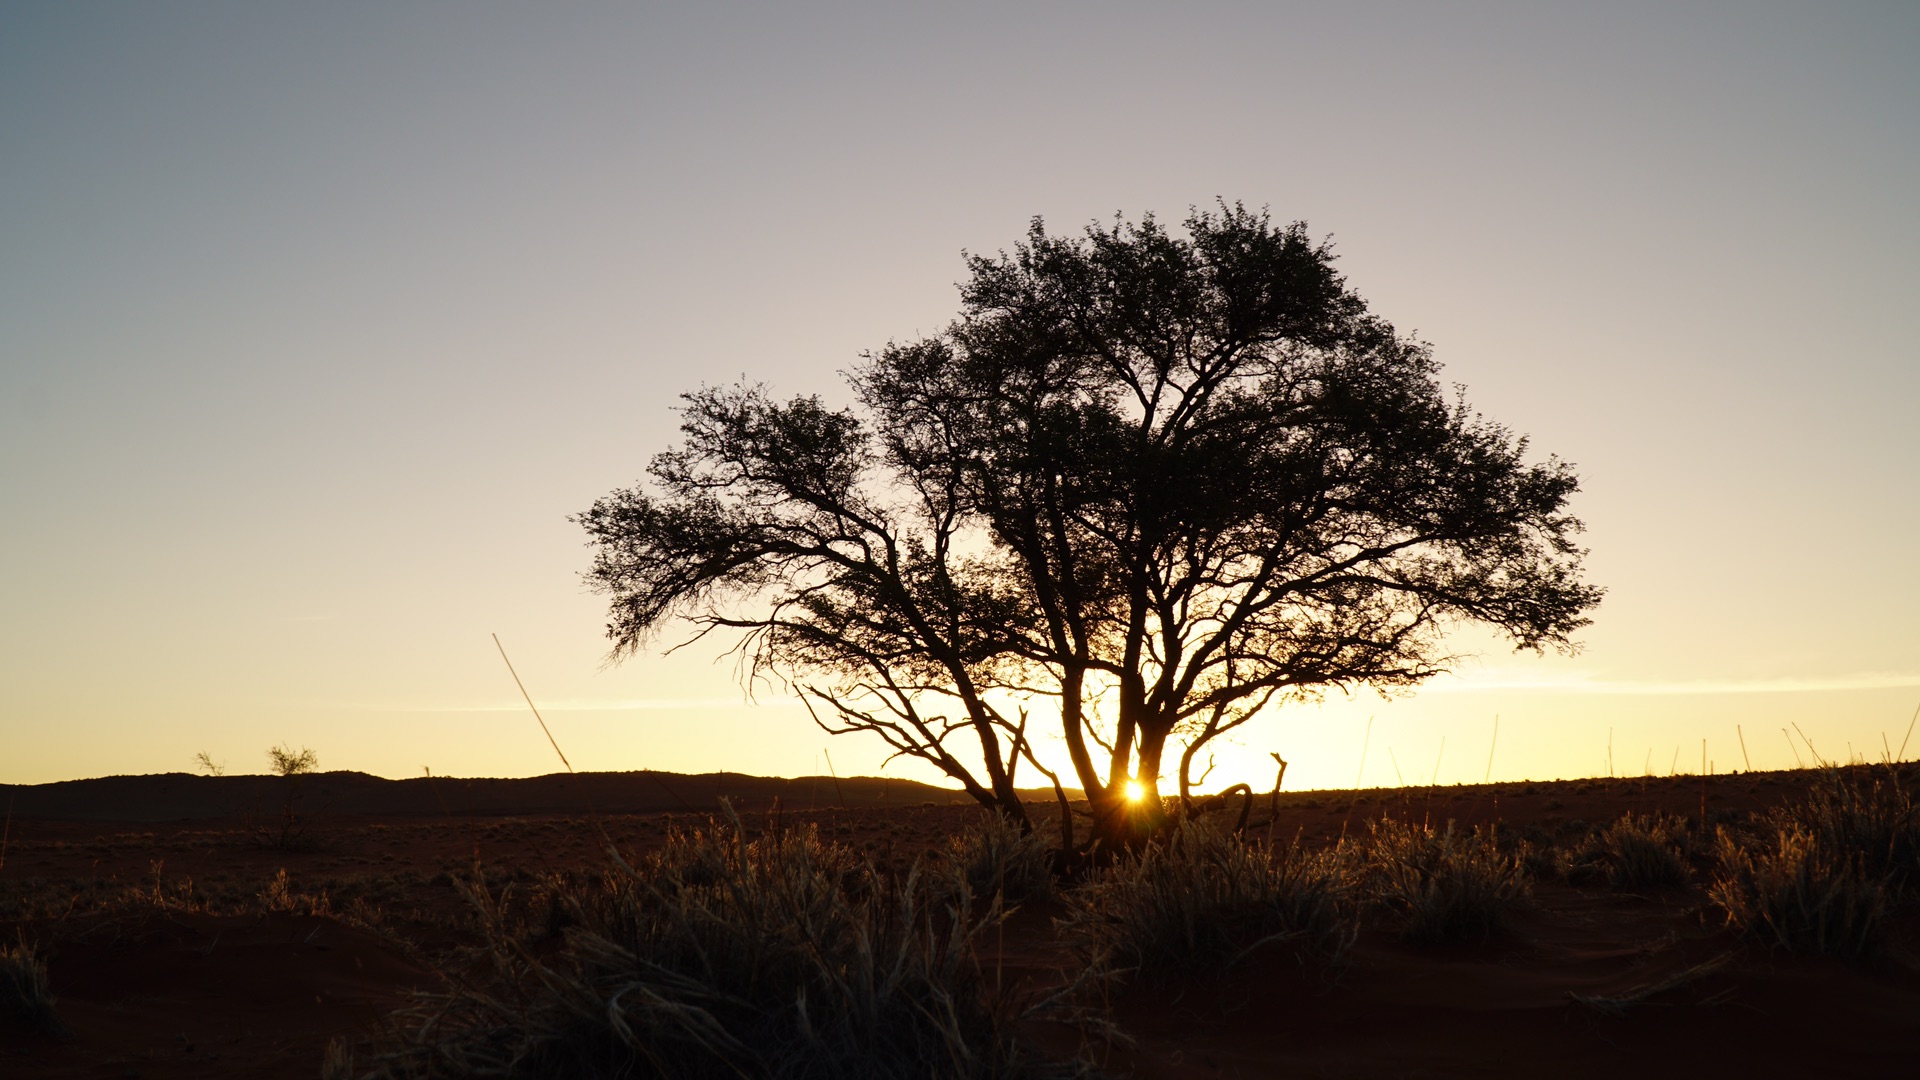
[3,765,1918,1078]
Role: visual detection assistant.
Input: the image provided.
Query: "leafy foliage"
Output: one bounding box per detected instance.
[578,205,1601,848]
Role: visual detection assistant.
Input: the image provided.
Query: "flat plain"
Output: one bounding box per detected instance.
[3,765,1917,1078]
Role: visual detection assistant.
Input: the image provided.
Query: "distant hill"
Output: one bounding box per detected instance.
[2,770,1079,823]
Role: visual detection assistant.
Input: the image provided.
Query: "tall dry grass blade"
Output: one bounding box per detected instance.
[493,633,573,774]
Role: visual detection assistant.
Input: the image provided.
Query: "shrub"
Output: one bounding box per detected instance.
[268,744,318,775]
[1,938,64,1037]
[1709,824,1886,958]
[1058,820,1354,980]
[1359,819,1529,944]
[256,744,323,850]
[334,809,1071,1079]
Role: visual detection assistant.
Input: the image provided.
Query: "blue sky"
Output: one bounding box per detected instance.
[3,3,1916,789]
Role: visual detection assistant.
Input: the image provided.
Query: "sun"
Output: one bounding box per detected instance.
[1124,780,1145,802]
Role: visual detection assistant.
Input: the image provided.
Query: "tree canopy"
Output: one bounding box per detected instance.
[576,205,1601,850]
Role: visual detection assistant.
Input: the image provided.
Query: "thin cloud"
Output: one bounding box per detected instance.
[318,673,1920,713]
[1421,672,1920,696]
[322,698,808,713]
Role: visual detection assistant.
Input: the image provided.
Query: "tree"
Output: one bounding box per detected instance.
[576,205,1601,851]
[260,744,319,849]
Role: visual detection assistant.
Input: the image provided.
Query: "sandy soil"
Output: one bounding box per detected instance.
[3,767,1917,1078]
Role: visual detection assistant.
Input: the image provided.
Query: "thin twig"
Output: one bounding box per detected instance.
[1791,723,1824,767]
[1569,951,1737,1016]
[823,748,846,808]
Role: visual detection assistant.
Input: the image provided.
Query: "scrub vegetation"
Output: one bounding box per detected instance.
[5,761,1919,1076]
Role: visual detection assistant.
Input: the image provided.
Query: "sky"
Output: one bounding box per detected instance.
[3,2,1916,793]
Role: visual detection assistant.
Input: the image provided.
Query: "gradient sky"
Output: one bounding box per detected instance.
[4,3,1916,793]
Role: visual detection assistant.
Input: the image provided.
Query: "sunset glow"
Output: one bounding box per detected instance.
[1,5,1914,792]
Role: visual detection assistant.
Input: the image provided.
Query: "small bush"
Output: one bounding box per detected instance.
[255,744,323,850]
[338,809,1069,1079]
[1359,819,1529,944]
[948,813,1055,905]
[268,744,318,776]
[1710,825,1886,958]
[1059,820,1354,979]
[1,938,65,1037]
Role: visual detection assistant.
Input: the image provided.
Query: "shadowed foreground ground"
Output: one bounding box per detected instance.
[3,766,1917,1078]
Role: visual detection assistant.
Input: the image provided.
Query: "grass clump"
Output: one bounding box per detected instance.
[1058,820,1354,980]
[1708,768,1915,958]
[1,937,65,1037]
[1770,768,1919,896]
[1561,813,1691,889]
[1359,819,1529,944]
[948,813,1055,906]
[334,807,1071,1079]
[1709,824,1887,958]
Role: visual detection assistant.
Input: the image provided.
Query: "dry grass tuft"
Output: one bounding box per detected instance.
[1707,767,1919,958]
[1771,768,1919,895]
[330,806,1081,1079]
[1058,820,1354,980]
[1,937,65,1037]
[1358,819,1530,944]
[947,813,1056,906]
[1709,824,1887,958]
[1561,813,1692,889]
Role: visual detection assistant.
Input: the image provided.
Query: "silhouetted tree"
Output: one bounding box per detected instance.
[577,205,1601,851]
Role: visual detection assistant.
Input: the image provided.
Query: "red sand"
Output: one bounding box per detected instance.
[4,767,1917,1078]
